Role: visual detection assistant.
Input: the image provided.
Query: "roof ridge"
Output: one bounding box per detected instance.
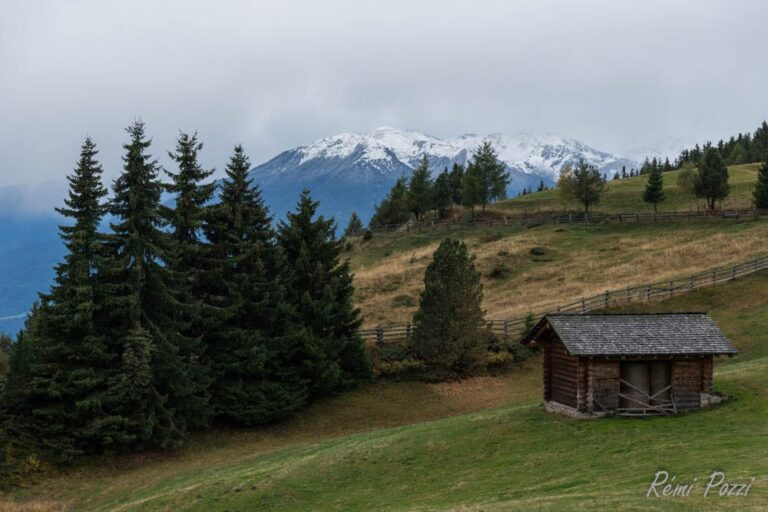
[547,312,709,317]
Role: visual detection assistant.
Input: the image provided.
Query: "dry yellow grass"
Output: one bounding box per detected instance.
[351,220,768,328]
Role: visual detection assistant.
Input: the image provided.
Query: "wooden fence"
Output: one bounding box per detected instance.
[359,254,768,346]
[347,208,768,239]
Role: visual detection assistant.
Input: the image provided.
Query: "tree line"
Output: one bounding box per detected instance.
[0,122,370,471]
[675,121,768,168]
[360,142,510,231]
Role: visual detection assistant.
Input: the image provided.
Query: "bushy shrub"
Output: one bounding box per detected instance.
[488,261,511,279]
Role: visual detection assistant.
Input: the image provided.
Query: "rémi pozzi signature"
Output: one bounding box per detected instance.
[647,470,755,498]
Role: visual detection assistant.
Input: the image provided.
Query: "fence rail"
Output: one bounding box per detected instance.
[359,254,768,346]
[347,208,768,239]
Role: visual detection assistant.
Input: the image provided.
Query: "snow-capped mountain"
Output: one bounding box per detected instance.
[249,127,636,227]
[258,127,633,181]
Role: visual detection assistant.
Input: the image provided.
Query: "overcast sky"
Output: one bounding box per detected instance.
[2,0,768,192]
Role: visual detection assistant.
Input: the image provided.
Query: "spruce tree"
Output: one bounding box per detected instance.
[203,145,307,425]
[18,138,111,460]
[409,238,487,380]
[408,156,432,220]
[278,190,370,398]
[642,165,665,212]
[695,147,730,210]
[432,169,453,218]
[449,163,464,205]
[343,211,364,237]
[461,164,481,216]
[753,160,768,209]
[369,177,410,228]
[161,131,215,429]
[463,142,509,212]
[100,121,197,448]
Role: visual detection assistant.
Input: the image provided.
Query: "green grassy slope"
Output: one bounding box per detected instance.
[493,163,760,214]
[12,272,768,511]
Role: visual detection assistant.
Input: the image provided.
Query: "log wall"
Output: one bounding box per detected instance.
[672,360,703,409]
[546,340,579,408]
[701,355,714,393]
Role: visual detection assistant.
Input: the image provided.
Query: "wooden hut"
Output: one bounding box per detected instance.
[521,313,737,416]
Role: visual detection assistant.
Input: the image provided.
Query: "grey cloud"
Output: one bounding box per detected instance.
[1,0,767,195]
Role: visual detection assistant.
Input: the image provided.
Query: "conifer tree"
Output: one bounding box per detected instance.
[432,169,453,218]
[203,145,307,425]
[100,121,198,448]
[278,191,370,398]
[642,165,665,212]
[449,163,464,205]
[18,138,111,460]
[695,147,730,210]
[409,239,487,380]
[161,131,215,428]
[462,142,509,212]
[408,156,432,220]
[753,160,768,209]
[343,211,364,237]
[461,165,482,216]
[369,177,410,228]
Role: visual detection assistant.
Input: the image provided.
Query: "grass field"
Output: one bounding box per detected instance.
[491,163,761,214]
[5,271,768,511]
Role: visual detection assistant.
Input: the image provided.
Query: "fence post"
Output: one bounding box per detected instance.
[581,298,586,313]
[604,290,609,309]
[712,270,716,287]
[689,277,694,291]
[376,327,384,347]
[732,266,736,281]
[646,284,651,301]
[503,320,509,336]
[626,287,632,303]
[669,281,673,298]
[406,324,412,341]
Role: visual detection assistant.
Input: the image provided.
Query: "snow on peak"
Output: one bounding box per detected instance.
[292,127,634,179]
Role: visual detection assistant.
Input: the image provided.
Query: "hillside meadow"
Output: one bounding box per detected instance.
[492,163,761,214]
[349,163,765,328]
[4,270,768,511]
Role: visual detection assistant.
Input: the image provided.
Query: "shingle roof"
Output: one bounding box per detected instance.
[522,313,738,356]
